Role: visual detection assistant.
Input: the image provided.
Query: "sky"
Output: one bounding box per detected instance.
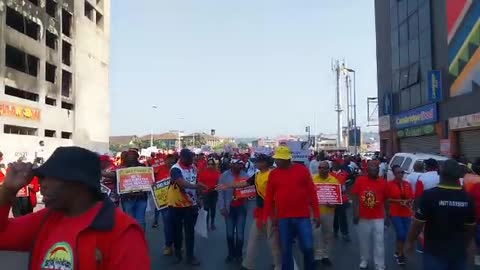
[110,0,378,138]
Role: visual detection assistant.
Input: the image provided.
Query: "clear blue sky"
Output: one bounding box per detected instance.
[110,0,378,138]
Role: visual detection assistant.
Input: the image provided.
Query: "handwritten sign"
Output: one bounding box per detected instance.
[16,186,29,198]
[116,167,155,194]
[316,183,342,205]
[151,178,171,210]
[234,184,257,199]
[101,184,111,196]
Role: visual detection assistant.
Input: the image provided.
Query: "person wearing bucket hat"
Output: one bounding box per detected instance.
[0,146,150,270]
[263,146,320,270]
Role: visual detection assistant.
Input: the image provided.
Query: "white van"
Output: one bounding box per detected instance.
[386,153,448,180]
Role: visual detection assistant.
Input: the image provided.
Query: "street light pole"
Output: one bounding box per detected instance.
[344,67,357,154]
[150,105,158,148]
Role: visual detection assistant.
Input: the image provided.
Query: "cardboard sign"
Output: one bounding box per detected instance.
[315,183,342,205]
[16,186,29,198]
[100,184,111,196]
[234,184,257,199]
[286,141,310,166]
[151,178,171,210]
[116,167,155,194]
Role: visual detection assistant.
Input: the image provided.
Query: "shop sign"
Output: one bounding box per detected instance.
[0,102,41,121]
[397,124,436,138]
[395,103,438,129]
[379,115,391,132]
[427,70,442,102]
[440,139,451,156]
[449,112,480,130]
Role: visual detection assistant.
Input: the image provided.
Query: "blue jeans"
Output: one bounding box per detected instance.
[278,218,315,270]
[423,253,466,270]
[391,216,411,242]
[122,198,147,231]
[155,208,173,247]
[225,205,247,258]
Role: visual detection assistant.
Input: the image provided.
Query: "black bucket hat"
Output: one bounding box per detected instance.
[34,146,102,195]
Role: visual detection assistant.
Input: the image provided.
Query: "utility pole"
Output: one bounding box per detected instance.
[332,60,342,148]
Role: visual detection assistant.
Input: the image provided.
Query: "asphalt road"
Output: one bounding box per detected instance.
[0,201,440,270]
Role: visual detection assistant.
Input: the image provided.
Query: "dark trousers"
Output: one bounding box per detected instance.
[278,218,315,270]
[203,191,218,226]
[171,206,198,259]
[12,197,33,217]
[225,205,247,258]
[333,203,349,236]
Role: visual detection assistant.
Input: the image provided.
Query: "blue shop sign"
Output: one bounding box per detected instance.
[395,103,438,129]
[427,70,442,102]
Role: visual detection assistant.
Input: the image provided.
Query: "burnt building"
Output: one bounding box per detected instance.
[375,0,480,161]
[0,0,110,162]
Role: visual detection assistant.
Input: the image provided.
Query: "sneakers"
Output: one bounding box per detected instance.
[359,260,368,269]
[163,246,173,256]
[396,255,407,266]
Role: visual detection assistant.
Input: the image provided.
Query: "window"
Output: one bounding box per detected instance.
[410,83,421,108]
[407,0,418,16]
[408,62,419,86]
[6,7,40,40]
[419,30,431,58]
[61,132,72,139]
[418,2,430,33]
[391,28,399,50]
[399,44,409,67]
[392,49,400,70]
[45,97,57,106]
[45,63,56,83]
[400,89,410,111]
[400,68,409,89]
[401,157,413,171]
[5,86,39,102]
[4,125,38,136]
[61,102,74,110]
[45,129,56,138]
[46,0,57,18]
[392,70,400,92]
[399,22,408,45]
[62,70,72,97]
[391,156,405,167]
[85,1,94,21]
[390,4,398,29]
[62,41,72,66]
[62,9,72,37]
[96,12,104,29]
[46,31,57,50]
[398,0,407,23]
[409,38,419,64]
[408,12,419,40]
[5,45,39,77]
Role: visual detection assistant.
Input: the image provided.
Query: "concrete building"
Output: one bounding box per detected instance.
[375,0,480,160]
[0,0,110,162]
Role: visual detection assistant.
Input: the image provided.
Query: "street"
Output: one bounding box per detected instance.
[0,201,423,269]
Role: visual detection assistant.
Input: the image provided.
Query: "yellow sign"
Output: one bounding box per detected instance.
[0,102,41,121]
[151,178,170,210]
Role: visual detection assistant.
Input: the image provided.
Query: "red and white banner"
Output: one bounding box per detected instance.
[315,183,342,205]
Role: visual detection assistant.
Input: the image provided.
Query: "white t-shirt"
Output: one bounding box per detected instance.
[418,171,440,191]
[406,172,423,193]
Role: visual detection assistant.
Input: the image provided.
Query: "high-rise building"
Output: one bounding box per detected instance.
[375,0,480,160]
[0,0,110,162]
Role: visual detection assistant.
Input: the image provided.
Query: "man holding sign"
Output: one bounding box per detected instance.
[312,161,340,266]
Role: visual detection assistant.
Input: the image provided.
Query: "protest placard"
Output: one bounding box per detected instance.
[234,183,257,199]
[116,167,155,194]
[16,186,29,198]
[315,183,342,205]
[100,184,111,196]
[286,141,310,166]
[151,178,171,210]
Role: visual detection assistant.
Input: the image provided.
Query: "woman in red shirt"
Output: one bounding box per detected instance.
[198,159,221,230]
[387,165,414,266]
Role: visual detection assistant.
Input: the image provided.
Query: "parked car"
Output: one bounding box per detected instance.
[386,153,448,180]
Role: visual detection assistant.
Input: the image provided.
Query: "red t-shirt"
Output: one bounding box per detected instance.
[198,168,221,191]
[386,180,414,217]
[351,176,388,219]
[264,164,320,220]
[155,164,171,181]
[196,159,207,172]
[330,171,349,202]
[0,202,150,270]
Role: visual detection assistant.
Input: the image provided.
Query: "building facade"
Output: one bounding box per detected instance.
[0,0,110,162]
[375,0,480,161]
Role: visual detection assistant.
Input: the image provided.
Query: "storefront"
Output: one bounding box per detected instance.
[379,115,393,157]
[449,112,480,161]
[395,103,439,154]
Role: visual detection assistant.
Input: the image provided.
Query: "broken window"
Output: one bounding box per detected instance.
[62,41,72,66]
[96,12,104,29]
[45,129,56,138]
[61,102,74,110]
[5,45,39,77]
[46,30,58,50]
[46,63,56,83]
[5,86,39,102]
[85,1,94,21]
[61,70,72,97]
[46,0,57,18]
[6,7,40,40]
[45,97,57,106]
[4,125,38,136]
[61,131,73,139]
[62,9,72,37]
